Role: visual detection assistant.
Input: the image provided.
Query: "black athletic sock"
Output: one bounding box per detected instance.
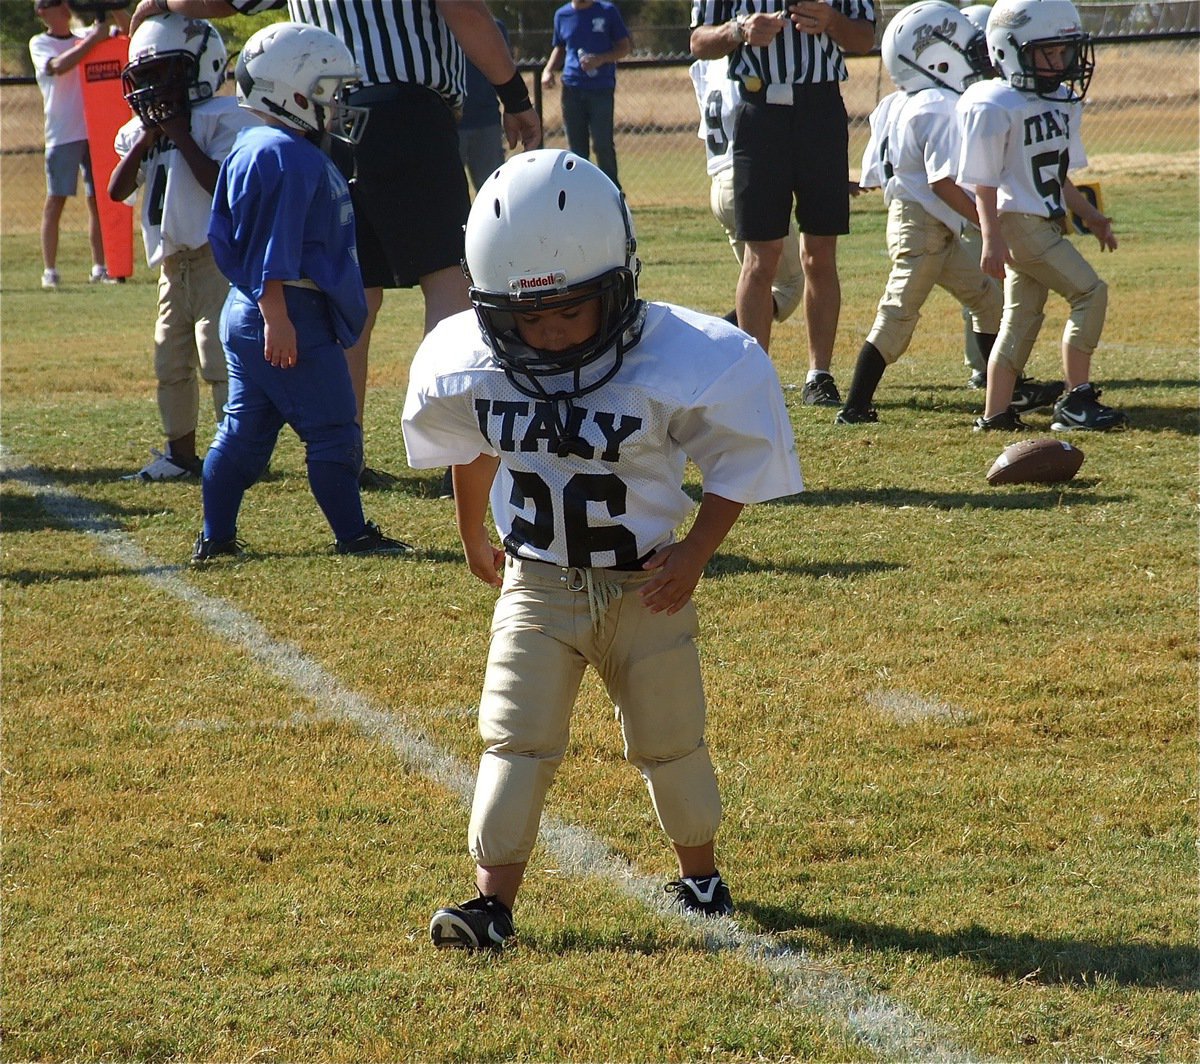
[843,341,887,411]
[974,331,997,362]
[722,308,738,325]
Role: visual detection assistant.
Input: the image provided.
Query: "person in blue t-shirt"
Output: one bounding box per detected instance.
[194,21,412,564]
[541,0,632,188]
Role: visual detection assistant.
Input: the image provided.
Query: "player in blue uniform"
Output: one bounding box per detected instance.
[194,22,410,562]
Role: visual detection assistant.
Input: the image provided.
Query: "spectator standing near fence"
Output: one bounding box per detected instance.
[129,0,541,491]
[541,0,632,189]
[690,1,875,407]
[29,0,125,289]
[459,19,511,195]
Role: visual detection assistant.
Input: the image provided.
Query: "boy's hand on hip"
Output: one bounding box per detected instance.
[640,541,706,615]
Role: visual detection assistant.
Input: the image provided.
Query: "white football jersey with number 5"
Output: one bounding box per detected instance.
[956,78,1086,218]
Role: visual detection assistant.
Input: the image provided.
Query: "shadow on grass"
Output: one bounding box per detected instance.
[886,385,1198,435]
[707,553,904,581]
[739,904,1200,990]
[766,485,1127,510]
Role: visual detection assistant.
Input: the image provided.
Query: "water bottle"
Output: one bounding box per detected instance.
[578,48,599,77]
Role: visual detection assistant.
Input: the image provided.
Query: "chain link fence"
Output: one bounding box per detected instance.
[1,1,1195,235]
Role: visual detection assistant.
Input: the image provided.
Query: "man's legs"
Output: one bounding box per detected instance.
[561,84,591,161]
[41,194,66,273]
[736,238,783,353]
[589,89,619,189]
[344,286,383,429]
[85,193,105,272]
[801,233,840,374]
[419,264,471,335]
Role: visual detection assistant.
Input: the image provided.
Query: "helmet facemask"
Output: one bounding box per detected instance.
[469,267,644,458]
[122,54,196,124]
[463,149,646,457]
[1016,35,1094,100]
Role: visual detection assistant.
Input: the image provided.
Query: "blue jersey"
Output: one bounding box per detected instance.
[553,1,629,91]
[208,124,367,348]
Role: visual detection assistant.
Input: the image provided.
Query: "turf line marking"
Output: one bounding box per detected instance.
[867,689,972,725]
[5,455,974,1062]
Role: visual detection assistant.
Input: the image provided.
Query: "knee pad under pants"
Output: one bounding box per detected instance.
[993,213,1107,372]
[468,558,721,867]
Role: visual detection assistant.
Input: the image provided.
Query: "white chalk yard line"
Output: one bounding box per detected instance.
[2,452,974,1062]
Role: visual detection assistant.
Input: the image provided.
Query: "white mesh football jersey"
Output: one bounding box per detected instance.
[114,97,261,266]
[956,79,1086,218]
[858,89,905,191]
[863,87,970,233]
[403,302,804,569]
[689,58,736,177]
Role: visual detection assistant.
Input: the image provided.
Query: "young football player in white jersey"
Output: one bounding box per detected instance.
[838,2,1063,426]
[111,13,258,481]
[958,0,1127,431]
[688,57,805,331]
[403,149,804,949]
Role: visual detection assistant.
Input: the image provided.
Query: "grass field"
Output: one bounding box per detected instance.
[3,163,1197,1061]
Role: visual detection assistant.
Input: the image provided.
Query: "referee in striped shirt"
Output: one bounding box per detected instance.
[690,1,874,407]
[130,0,541,489]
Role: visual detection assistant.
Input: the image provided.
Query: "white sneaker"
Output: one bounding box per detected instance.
[122,448,201,481]
[90,265,119,284]
[41,269,59,290]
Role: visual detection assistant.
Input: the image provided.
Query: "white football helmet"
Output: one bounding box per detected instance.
[122,12,227,125]
[960,3,994,32]
[464,149,644,410]
[987,0,1094,100]
[235,22,367,143]
[882,0,992,95]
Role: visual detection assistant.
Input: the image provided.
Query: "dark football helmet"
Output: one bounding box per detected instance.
[122,12,226,125]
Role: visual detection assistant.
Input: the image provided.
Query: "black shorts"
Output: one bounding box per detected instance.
[334,83,472,289]
[732,81,850,242]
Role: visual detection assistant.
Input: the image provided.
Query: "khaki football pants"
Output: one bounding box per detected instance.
[991,212,1107,374]
[468,556,722,867]
[867,198,1002,364]
[155,245,229,441]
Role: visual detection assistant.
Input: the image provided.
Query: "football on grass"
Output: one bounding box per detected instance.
[986,438,1085,485]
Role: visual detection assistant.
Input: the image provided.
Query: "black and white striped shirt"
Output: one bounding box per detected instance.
[690,0,875,84]
[230,0,467,105]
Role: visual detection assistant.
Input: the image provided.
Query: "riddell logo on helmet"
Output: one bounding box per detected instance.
[510,271,567,294]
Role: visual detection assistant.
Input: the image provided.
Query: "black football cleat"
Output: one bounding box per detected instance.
[334,520,413,556]
[430,893,515,949]
[834,406,879,425]
[663,872,734,917]
[1010,375,1064,413]
[802,374,842,407]
[973,408,1028,432]
[1050,384,1128,432]
[191,533,245,565]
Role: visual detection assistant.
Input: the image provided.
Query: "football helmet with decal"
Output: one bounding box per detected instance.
[464,149,644,404]
[122,12,226,125]
[235,21,367,144]
[882,0,992,95]
[987,0,1095,101]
